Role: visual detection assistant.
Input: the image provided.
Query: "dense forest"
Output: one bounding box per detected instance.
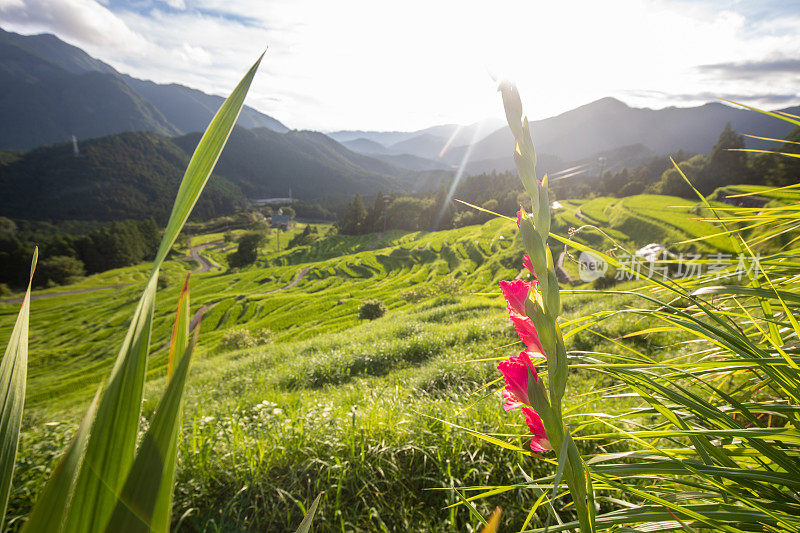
[0,217,160,290]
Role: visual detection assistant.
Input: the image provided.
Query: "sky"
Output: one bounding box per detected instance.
[1,0,799,131]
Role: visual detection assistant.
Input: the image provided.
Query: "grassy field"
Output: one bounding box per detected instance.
[0,194,736,531]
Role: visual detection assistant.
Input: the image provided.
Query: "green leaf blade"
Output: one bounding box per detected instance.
[0,247,36,523]
[62,54,263,533]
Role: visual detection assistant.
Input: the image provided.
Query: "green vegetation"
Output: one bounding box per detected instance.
[0,132,246,222]
[1,183,752,530]
[227,231,268,268]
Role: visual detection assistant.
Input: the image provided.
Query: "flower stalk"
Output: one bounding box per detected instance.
[496,82,595,532]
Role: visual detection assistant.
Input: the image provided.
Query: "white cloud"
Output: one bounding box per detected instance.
[0,0,148,51]
[2,0,799,131]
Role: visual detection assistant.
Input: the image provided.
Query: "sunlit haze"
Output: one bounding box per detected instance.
[1,0,799,131]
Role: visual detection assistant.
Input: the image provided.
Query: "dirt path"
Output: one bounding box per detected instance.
[190,240,223,273]
[257,266,310,296]
[154,266,310,353]
[1,241,222,306]
[367,232,384,251]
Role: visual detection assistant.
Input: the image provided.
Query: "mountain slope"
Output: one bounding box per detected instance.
[0,27,287,149]
[0,29,179,149]
[0,131,244,221]
[341,138,387,154]
[445,98,800,169]
[0,126,445,222]
[122,76,288,134]
[174,127,435,200]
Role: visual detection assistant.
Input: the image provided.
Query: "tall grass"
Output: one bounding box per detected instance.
[466,94,800,531]
[0,56,267,532]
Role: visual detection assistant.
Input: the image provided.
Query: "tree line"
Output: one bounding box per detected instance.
[0,218,160,290]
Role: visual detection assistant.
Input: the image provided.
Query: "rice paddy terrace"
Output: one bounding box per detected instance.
[0,194,739,530]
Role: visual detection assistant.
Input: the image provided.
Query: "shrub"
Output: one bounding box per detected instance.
[399,285,434,303]
[433,277,462,295]
[219,327,274,350]
[358,299,386,320]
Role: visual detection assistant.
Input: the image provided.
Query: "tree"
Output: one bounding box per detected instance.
[340,194,367,234]
[650,155,707,198]
[288,225,318,247]
[281,206,296,219]
[359,299,387,320]
[363,191,388,233]
[0,217,16,236]
[385,197,434,231]
[767,126,800,186]
[37,255,85,287]
[430,181,453,230]
[228,231,266,268]
[701,122,752,192]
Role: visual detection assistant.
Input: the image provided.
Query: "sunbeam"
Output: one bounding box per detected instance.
[433,121,490,230]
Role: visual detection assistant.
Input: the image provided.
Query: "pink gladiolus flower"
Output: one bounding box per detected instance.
[523,254,536,277]
[522,406,552,452]
[501,389,523,411]
[510,317,545,356]
[497,351,540,409]
[499,280,545,356]
[499,279,528,316]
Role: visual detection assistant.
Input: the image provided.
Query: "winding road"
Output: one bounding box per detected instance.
[254,266,310,296]
[190,240,223,273]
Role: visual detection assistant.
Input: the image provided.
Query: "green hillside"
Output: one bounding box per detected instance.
[0,194,736,529]
[174,127,438,200]
[0,131,244,221]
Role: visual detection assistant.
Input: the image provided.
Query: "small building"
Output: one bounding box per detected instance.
[270,211,293,230]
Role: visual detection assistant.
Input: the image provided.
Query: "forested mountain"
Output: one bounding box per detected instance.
[0,127,442,222]
[0,131,244,221]
[174,127,440,201]
[0,27,287,150]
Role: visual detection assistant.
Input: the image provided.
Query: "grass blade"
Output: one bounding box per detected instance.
[62,54,263,532]
[294,492,323,533]
[168,274,191,378]
[0,247,36,523]
[152,53,265,268]
[103,328,199,533]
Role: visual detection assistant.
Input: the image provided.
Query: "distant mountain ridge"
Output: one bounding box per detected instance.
[334,97,800,176]
[0,27,287,150]
[0,126,446,222]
